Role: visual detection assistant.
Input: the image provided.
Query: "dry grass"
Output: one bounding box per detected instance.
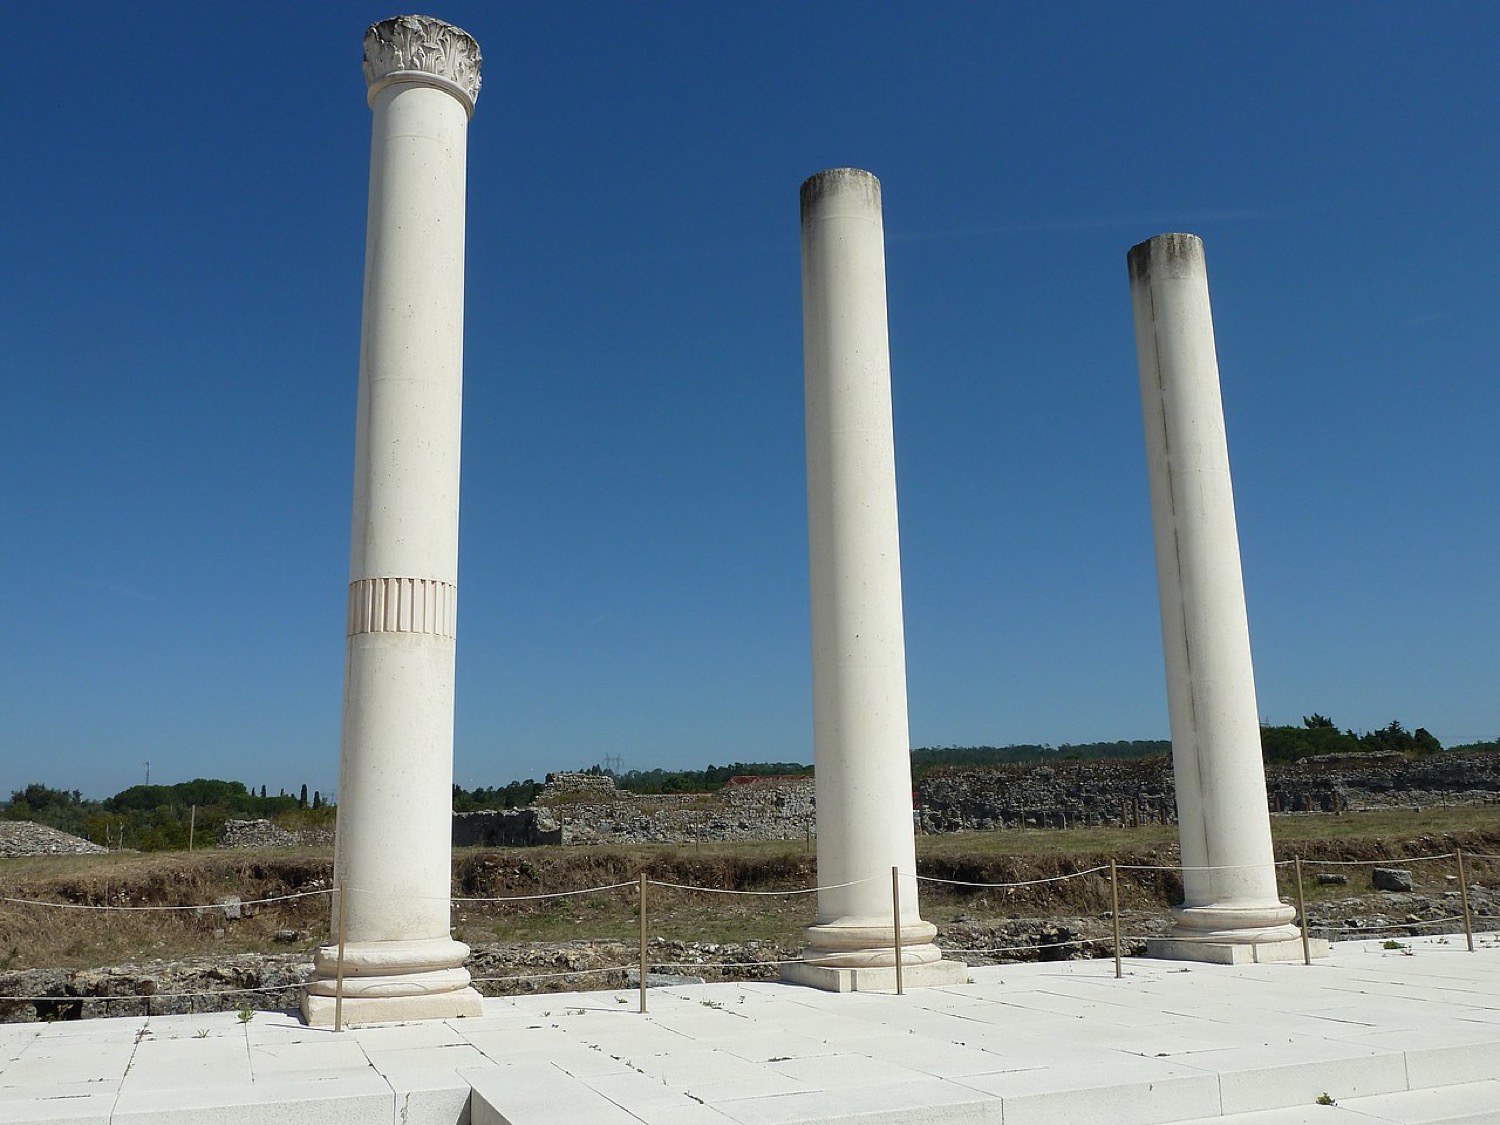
[1270,805,1500,845]
[4,805,1498,971]
[0,850,333,971]
[917,823,1180,859]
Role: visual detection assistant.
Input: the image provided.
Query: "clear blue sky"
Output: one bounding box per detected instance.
[3,3,1496,800]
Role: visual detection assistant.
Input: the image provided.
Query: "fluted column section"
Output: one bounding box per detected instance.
[1129,233,1300,956]
[784,169,964,991]
[302,14,484,1025]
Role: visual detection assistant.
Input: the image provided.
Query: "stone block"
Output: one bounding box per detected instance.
[1372,868,1414,892]
[1146,936,1330,965]
[300,987,484,1027]
[781,958,969,992]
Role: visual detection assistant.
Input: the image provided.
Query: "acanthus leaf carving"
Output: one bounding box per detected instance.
[362,15,481,110]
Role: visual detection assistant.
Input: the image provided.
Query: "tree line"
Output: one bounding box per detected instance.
[3,779,331,851]
[1258,715,1461,764]
[10,717,1494,848]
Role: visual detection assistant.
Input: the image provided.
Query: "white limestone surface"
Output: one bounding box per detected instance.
[4,932,1498,1123]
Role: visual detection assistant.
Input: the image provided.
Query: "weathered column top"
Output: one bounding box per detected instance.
[800,168,882,220]
[363,14,482,116]
[1127,232,1204,286]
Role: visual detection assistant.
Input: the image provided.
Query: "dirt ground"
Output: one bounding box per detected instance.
[1,807,1497,1020]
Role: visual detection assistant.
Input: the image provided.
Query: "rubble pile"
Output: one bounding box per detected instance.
[0,822,108,857]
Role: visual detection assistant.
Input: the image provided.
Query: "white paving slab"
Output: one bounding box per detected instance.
[1337,1079,1500,1123]
[0,933,1498,1123]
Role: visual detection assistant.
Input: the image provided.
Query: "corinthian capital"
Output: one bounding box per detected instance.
[363,15,482,115]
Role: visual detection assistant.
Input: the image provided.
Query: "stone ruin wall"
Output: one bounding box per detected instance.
[451,808,562,848]
[207,754,1500,851]
[917,758,1177,833]
[919,752,1500,833]
[218,819,334,849]
[453,772,816,847]
[1265,752,1500,813]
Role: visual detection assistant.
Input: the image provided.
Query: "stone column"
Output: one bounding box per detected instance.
[1128,233,1317,964]
[783,169,964,992]
[302,15,484,1025]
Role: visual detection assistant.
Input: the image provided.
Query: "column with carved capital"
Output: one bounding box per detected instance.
[302,15,484,1025]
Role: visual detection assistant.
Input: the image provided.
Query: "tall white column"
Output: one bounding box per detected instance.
[783,169,964,992]
[1128,233,1310,963]
[302,15,484,1025]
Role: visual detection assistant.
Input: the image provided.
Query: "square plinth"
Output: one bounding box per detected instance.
[300,987,485,1027]
[781,958,970,993]
[1146,936,1331,965]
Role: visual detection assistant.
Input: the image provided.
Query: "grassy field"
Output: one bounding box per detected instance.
[1,805,1497,970]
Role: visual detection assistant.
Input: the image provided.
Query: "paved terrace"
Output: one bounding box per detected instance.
[1,933,1497,1124]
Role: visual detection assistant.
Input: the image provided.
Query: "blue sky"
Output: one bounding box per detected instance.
[3,3,1496,800]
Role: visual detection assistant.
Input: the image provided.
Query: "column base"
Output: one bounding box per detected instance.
[782,958,970,993]
[799,918,942,968]
[1145,935,1330,965]
[300,937,481,1027]
[301,986,484,1027]
[1169,901,1300,944]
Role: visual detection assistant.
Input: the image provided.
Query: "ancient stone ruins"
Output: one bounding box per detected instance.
[302,14,1329,1023]
[446,754,1499,846]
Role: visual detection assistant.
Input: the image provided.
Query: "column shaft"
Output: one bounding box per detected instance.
[1128,233,1298,947]
[787,169,963,989]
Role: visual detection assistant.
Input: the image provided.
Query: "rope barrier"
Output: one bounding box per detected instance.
[1116,860,1287,874]
[0,982,298,1003]
[3,844,1481,914]
[1309,913,1470,934]
[1392,914,1469,929]
[941,936,1109,956]
[469,964,637,985]
[0,888,332,913]
[453,881,638,903]
[645,875,875,896]
[914,865,1108,889]
[1289,852,1457,868]
[650,957,800,970]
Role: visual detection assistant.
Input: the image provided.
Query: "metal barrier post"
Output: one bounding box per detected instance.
[1458,849,1475,952]
[892,866,904,996]
[638,873,648,1014]
[1294,857,1311,966]
[1110,860,1122,979]
[334,881,348,1032]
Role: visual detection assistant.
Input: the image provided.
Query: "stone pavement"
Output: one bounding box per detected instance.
[1,933,1497,1124]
